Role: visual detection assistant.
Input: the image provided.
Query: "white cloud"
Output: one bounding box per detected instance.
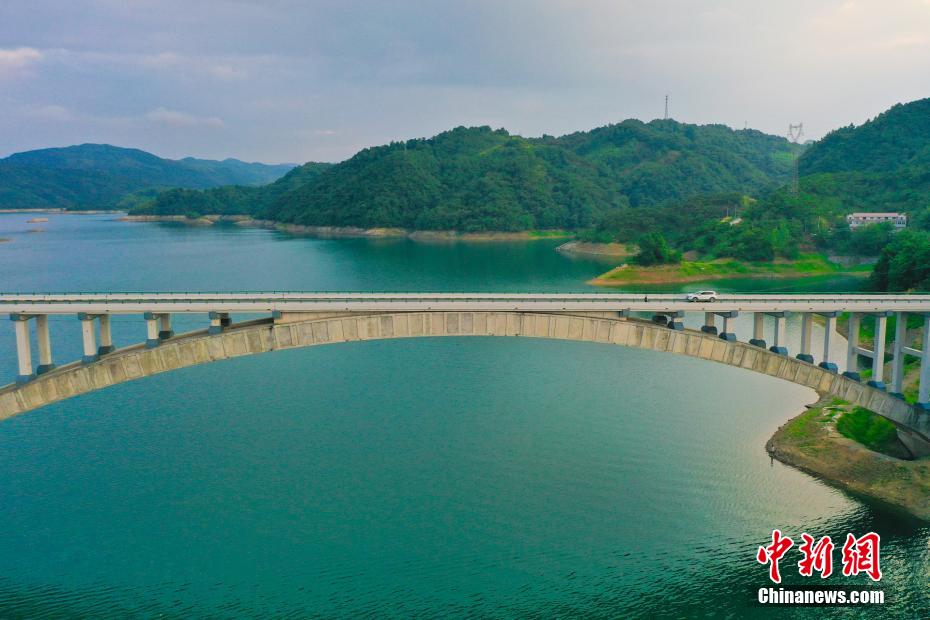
[145,107,224,128]
[0,47,43,76]
[26,104,74,121]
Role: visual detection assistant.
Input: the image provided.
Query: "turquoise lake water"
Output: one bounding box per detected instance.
[0,214,927,617]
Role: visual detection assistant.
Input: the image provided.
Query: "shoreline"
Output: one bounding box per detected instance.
[0,208,122,215]
[589,270,868,286]
[766,395,930,521]
[120,215,573,242]
[589,258,870,286]
[555,240,633,257]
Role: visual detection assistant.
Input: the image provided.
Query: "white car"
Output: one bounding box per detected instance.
[687,290,718,302]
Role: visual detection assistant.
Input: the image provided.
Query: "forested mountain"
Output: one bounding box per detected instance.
[574,97,930,263]
[794,97,930,217]
[0,144,295,210]
[134,121,798,231]
[556,121,795,207]
[141,162,333,217]
[800,98,930,175]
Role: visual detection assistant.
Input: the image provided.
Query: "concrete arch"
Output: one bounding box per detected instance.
[0,312,927,443]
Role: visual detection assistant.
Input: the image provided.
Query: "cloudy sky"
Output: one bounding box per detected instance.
[2,0,930,163]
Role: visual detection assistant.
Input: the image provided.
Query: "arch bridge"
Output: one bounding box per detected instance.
[1,292,929,453]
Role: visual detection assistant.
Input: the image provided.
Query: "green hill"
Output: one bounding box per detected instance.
[0,144,296,210]
[138,162,333,217]
[795,98,930,219]
[135,121,797,232]
[800,98,930,175]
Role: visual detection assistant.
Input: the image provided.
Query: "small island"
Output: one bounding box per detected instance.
[767,397,930,521]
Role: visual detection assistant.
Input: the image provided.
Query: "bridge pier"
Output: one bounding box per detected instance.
[208,311,230,335]
[818,312,838,372]
[11,314,35,384]
[701,312,718,335]
[98,314,115,355]
[867,313,889,390]
[768,312,788,356]
[158,313,173,340]
[78,313,99,364]
[716,311,738,341]
[35,314,55,374]
[144,312,160,348]
[919,315,930,410]
[889,312,907,398]
[796,313,814,363]
[844,313,862,381]
[750,313,766,348]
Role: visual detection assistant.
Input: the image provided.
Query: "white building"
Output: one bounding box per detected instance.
[846,212,907,230]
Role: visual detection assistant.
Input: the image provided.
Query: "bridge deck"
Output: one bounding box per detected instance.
[3,292,930,314]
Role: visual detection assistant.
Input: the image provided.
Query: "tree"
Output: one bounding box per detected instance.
[633,232,681,265]
[868,230,930,291]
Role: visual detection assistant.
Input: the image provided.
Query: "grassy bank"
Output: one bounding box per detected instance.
[766,397,930,521]
[590,253,870,286]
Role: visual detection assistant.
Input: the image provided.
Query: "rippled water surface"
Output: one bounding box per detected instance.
[0,214,927,617]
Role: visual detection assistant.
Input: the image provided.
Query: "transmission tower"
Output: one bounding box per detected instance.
[787,122,804,195]
[664,95,669,120]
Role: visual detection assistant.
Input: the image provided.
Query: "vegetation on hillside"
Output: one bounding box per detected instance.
[134,121,798,231]
[135,162,332,217]
[0,144,295,210]
[867,230,930,292]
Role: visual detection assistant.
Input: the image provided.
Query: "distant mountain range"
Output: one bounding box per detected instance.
[0,144,296,210]
[135,120,799,231]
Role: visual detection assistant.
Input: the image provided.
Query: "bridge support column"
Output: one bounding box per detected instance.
[844,313,861,381]
[716,311,738,341]
[867,313,889,390]
[35,314,55,374]
[11,314,34,384]
[158,313,173,340]
[768,312,788,356]
[889,312,907,398]
[868,313,888,390]
[208,311,229,335]
[98,314,115,355]
[818,312,838,372]
[78,314,98,364]
[796,313,814,363]
[144,312,160,348]
[750,313,766,348]
[701,312,718,335]
[918,315,930,410]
